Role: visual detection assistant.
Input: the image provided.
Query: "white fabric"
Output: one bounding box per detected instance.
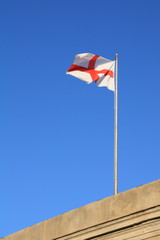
[72,53,95,68]
[67,71,93,83]
[95,59,115,91]
[96,74,115,91]
[67,53,115,91]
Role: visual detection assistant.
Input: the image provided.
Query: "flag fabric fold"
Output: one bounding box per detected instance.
[66,53,115,91]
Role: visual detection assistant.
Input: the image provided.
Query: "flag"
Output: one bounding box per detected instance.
[66,53,115,91]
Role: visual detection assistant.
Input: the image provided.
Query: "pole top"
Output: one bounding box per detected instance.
[116,53,118,58]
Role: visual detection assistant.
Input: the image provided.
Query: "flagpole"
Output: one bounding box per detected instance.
[114,53,118,195]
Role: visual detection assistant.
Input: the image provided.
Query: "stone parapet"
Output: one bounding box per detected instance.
[2,179,160,240]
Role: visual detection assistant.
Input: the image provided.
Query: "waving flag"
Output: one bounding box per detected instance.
[66,52,119,195]
[66,53,115,91]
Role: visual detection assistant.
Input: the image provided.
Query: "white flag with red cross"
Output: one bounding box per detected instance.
[66,53,115,91]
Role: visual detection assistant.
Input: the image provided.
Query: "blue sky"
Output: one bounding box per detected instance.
[1,0,160,237]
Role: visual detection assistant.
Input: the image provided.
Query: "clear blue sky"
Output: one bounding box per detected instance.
[1,0,160,237]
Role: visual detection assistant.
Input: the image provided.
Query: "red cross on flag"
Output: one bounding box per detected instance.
[66,53,115,91]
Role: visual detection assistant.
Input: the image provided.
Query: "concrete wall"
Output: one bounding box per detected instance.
[2,180,160,240]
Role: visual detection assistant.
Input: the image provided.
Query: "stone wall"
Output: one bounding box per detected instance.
[2,180,160,240]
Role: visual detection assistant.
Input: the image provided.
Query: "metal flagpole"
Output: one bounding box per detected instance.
[114,53,118,195]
